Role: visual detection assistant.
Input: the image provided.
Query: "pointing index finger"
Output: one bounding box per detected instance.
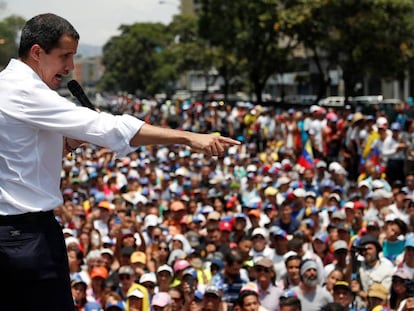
[218,136,242,145]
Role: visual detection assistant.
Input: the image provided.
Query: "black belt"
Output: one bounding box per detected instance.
[0,210,54,225]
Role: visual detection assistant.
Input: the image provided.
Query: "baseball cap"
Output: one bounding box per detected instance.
[173,259,190,272]
[90,266,108,279]
[269,226,288,239]
[333,281,352,293]
[84,302,102,311]
[207,211,221,221]
[333,240,348,252]
[332,211,346,220]
[264,186,278,196]
[139,272,157,284]
[337,222,351,232]
[127,288,144,299]
[101,248,114,258]
[251,227,268,239]
[130,251,147,265]
[157,264,173,276]
[313,232,329,243]
[368,283,388,300]
[393,268,412,280]
[205,285,221,297]
[376,117,388,128]
[152,292,172,307]
[219,221,232,232]
[254,257,273,268]
[71,273,87,287]
[119,265,134,276]
[391,122,401,131]
[105,301,125,311]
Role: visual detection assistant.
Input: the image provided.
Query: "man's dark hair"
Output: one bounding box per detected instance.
[279,296,302,311]
[224,248,243,265]
[19,13,79,58]
[322,302,345,311]
[237,290,258,307]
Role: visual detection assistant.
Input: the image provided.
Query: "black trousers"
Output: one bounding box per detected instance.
[0,211,74,311]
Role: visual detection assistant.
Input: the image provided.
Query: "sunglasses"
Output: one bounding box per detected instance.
[255,266,271,273]
[393,277,407,284]
[119,274,131,281]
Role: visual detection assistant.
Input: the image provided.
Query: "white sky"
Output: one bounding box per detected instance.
[0,0,179,46]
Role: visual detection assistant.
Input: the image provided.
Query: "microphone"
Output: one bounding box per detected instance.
[67,80,95,111]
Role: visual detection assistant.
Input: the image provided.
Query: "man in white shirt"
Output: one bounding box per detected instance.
[0,13,239,311]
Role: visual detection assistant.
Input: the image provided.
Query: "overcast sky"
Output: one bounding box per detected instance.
[0,0,179,46]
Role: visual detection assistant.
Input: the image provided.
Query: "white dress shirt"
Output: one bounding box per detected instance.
[0,59,144,215]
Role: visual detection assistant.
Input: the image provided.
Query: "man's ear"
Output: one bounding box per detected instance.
[29,44,42,62]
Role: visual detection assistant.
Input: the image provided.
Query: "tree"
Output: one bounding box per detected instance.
[99,23,170,95]
[279,0,414,99]
[199,0,295,103]
[0,15,25,69]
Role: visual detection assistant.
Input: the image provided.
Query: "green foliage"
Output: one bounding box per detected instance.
[99,23,170,95]
[199,0,295,102]
[0,15,25,69]
[279,0,414,97]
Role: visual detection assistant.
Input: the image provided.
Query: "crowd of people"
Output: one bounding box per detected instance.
[59,97,414,311]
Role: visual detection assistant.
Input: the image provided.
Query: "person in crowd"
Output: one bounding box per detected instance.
[367,283,389,311]
[279,290,302,311]
[202,285,224,311]
[126,287,145,311]
[269,226,290,282]
[292,259,333,311]
[324,269,345,296]
[352,234,394,304]
[282,253,302,290]
[253,257,282,311]
[151,292,172,311]
[157,264,174,293]
[115,265,136,302]
[389,268,413,311]
[168,287,185,311]
[71,274,89,311]
[236,283,265,311]
[219,248,249,311]
[332,281,356,311]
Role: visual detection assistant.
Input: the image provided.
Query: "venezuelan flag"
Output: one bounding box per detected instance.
[298,139,314,169]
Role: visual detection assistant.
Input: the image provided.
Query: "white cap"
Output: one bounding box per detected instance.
[358,179,371,189]
[139,272,157,284]
[246,164,257,172]
[372,179,384,189]
[62,228,74,236]
[310,105,320,113]
[283,251,298,261]
[251,227,268,240]
[128,289,144,299]
[343,201,354,209]
[293,188,306,198]
[157,264,173,275]
[376,116,388,128]
[144,214,159,228]
[277,176,291,186]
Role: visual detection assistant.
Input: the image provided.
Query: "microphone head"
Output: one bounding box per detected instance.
[67,79,82,95]
[67,79,95,110]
